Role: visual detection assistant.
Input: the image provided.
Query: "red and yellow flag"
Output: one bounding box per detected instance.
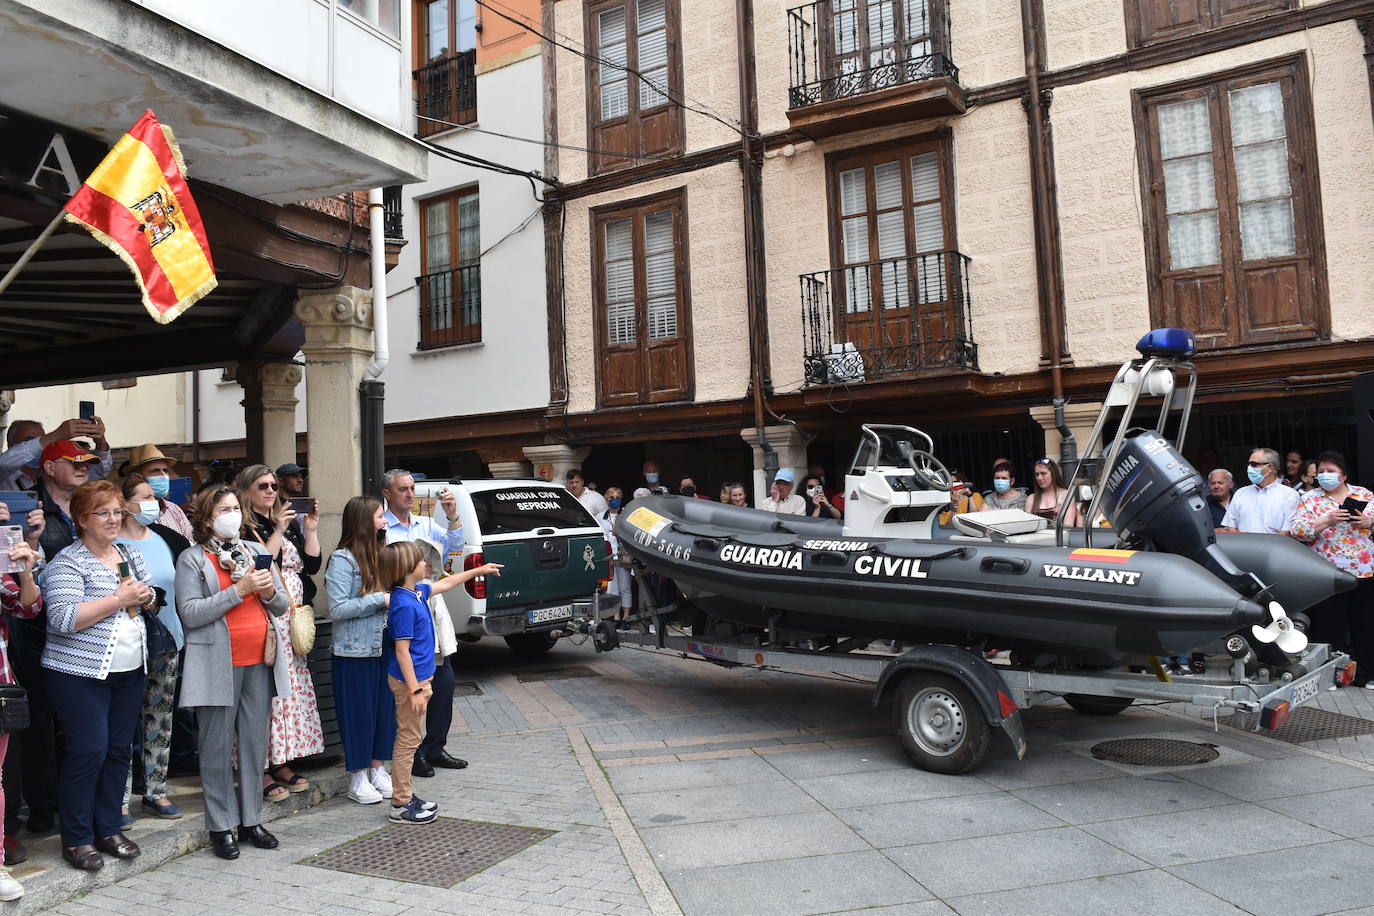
[63,110,216,324]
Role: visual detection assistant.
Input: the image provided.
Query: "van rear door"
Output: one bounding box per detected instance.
[469,486,607,611]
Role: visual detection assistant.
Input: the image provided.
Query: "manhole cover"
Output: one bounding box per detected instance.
[516,665,601,683]
[1221,706,1374,744]
[454,681,483,697]
[301,817,554,887]
[1090,738,1220,767]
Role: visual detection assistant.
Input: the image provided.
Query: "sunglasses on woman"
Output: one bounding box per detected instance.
[256,482,279,491]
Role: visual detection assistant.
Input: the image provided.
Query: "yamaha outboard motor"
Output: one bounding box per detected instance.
[1098,429,1264,598]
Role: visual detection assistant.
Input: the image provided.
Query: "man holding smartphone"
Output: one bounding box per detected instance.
[0,418,111,491]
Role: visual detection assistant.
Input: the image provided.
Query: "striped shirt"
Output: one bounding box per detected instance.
[39,541,150,679]
[0,573,43,685]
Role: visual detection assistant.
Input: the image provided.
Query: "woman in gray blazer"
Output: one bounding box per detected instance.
[174,485,290,861]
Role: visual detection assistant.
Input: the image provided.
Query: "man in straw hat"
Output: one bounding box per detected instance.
[125,444,192,540]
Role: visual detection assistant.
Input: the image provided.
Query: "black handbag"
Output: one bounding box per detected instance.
[114,544,177,659]
[0,686,30,734]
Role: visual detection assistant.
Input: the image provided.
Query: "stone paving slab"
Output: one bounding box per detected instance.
[1167,840,1374,916]
[945,868,1250,916]
[1078,802,1340,866]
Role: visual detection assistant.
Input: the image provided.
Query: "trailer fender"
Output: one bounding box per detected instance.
[873,646,1027,759]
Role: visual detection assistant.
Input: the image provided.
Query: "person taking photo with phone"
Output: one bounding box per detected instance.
[1288,451,1374,685]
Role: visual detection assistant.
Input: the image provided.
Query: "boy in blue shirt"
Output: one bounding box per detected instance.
[380,541,501,824]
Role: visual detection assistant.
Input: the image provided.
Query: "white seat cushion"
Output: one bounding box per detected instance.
[952,509,1047,538]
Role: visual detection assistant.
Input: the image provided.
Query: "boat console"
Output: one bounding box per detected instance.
[842,424,952,541]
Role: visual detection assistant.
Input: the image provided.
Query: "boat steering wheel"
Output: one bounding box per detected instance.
[898,442,953,492]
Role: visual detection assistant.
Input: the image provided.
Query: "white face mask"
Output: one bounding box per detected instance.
[212,511,242,539]
[806,486,823,497]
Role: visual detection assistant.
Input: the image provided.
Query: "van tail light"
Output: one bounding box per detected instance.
[464,552,486,599]
[598,538,614,590]
[1261,700,1290,731]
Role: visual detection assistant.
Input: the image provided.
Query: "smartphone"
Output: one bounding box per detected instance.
[254,553,274,571]
[0,527,22,575]
[288,497,315,516]
[0,491,39,534]
[117,560,132,580]
[79,400,95,421]
[1342,496,1369,515]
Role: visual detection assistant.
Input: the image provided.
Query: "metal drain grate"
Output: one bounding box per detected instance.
[301,817,555,887]
[1090,738,1220,767]
[516,665,601,683]
[454,681,484,697]
[1222,707,1374,744]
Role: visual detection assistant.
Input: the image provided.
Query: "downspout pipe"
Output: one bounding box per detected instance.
[366,188,389,379]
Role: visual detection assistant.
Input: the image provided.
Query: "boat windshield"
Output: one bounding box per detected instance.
[849,425,937,474]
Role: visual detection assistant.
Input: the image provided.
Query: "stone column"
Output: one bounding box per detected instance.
[1028,401,1104,461]
[295,286,373,570]
[739,425,810,505]
[240,361,302,471]
[479,447,533,479]
[522,444,590,484]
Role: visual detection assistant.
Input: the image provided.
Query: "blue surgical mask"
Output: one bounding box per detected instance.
[993,479,1011,494]
[1247,466,1265,486]
[1317,472,1342,491]
[146,474,170,498]
[645,473,659,484]
[133,500,160,526]
[608,497,621,510]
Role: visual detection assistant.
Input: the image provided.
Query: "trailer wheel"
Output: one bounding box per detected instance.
[1063,694,1134,716]
[893,674,990,774]
[505,632,557,657]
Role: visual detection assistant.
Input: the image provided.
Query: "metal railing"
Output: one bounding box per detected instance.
[787,0,956,109]
[801,249,976,385]
[415,51,477,137]
[417,264,481,349]
[382,186,403,241]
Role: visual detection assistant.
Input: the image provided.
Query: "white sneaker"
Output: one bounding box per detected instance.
[369,765,393,796]
[347,770,383,805]
[0,865,23,901]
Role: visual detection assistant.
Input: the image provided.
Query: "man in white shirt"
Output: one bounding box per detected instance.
[759,468,806,515]
[1221,447,1300,535]
[381,469,465,554]
[566,468,608,517]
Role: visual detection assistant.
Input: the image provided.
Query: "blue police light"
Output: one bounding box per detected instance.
[1135,328,1196,358]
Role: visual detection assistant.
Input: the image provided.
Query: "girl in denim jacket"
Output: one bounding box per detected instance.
[325,496,396,805]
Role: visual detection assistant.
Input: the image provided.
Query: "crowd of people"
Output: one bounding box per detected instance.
[0,416,495,899]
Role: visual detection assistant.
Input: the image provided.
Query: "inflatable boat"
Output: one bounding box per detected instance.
[616,330,1355,662]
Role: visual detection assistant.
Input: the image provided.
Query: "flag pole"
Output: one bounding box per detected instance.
[0,210,65,299]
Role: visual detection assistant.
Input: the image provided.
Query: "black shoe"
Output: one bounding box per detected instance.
[209,830,239,860]
[412,756,435,778]
[26,812,54,835]
[430,751,468,770]
[237,824,278,849]
[94,832,140,859]
[62,844,103,872]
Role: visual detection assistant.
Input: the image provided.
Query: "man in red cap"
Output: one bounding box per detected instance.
[0,417,110,491]
[34,441,100,563]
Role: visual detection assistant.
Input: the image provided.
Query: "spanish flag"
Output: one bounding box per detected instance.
[63,110,216,324]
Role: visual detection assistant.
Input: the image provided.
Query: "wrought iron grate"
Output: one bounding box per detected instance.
[516,665,601,683]
[1090,738,1220,767]
[301,817,555,887]
[1221,707,1374,744]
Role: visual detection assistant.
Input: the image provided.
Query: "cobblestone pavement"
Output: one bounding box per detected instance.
[51,633,1374,915]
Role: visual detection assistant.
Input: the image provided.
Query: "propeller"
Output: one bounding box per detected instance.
[1251,601,1308,655]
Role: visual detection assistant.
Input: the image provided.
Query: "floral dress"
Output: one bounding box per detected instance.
[267,536,324,763]
[1288,485,1374,579]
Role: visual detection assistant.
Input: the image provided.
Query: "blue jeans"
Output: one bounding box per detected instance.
[46,667,143,846]
[332,655,396,772]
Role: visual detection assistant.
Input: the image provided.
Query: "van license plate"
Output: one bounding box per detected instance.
[529,605,573,625]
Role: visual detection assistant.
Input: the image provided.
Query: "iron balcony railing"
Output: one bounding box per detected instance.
[414,51,477,138]
[801,249,976,386]
[787,0,956,109]
[382,186,403,241]
[417,264,481,350]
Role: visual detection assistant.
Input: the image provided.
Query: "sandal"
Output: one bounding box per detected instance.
[269,765,311,793]
[262,782,289,803]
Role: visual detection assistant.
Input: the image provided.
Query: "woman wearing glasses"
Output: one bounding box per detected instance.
[39,480,156,871]
[1029,458,1081,526]
[234,465,324,804]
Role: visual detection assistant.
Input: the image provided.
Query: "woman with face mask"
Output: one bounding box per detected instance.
[115,475,191,823]
[598,488,634,628]
[174,485,290,860]
[802,476,843,519]
[984,462,1027,511]
[1288,451,1374,684]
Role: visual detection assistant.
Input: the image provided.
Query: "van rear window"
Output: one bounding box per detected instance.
[470,487,598,534]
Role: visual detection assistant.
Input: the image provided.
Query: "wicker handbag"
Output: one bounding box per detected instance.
[289,601,316,656]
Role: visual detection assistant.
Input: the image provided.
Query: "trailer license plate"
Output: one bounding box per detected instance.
[1290,676,1319,706]
[529,605,573,625]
